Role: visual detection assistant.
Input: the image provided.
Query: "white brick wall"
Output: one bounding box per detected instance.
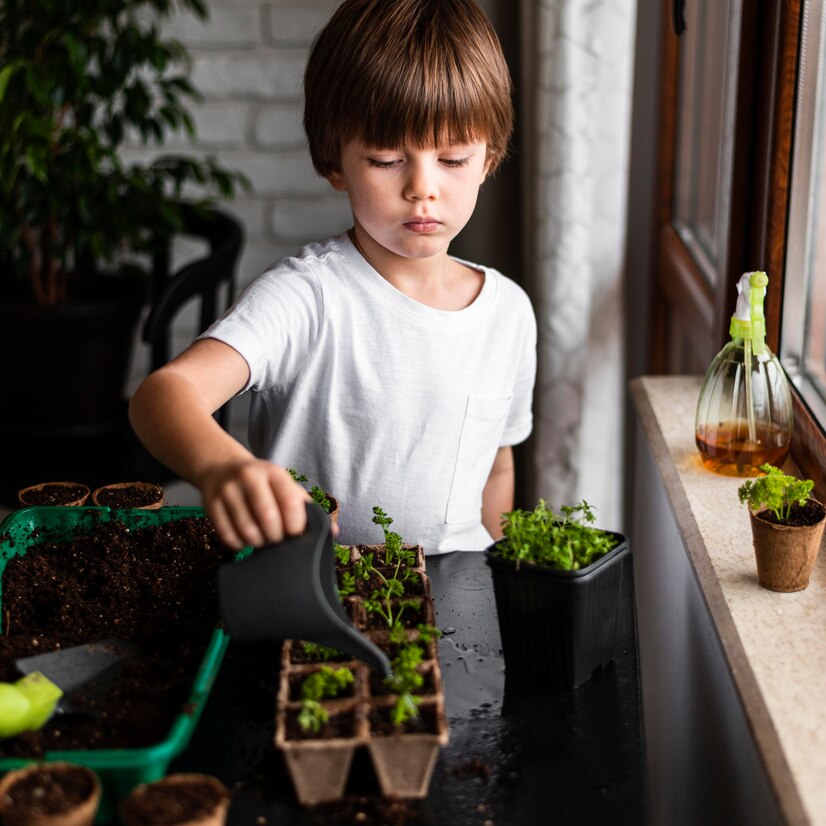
[151,0,351,295]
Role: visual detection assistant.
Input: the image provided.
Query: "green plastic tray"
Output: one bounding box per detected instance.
[0,506,234,823]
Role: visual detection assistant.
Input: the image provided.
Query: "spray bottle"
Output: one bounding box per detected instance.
[694,271,792,476]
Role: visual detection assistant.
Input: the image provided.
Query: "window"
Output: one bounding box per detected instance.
[783,0,826,429]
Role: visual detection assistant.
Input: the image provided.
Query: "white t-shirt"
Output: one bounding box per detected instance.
[202,233,536,554]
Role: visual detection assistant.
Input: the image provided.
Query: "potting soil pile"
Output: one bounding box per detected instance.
[0,514,235,756]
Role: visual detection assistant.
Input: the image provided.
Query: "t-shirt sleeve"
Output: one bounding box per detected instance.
[501,289,537,447]
[198,260,323,393]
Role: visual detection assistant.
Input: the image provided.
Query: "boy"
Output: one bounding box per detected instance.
[129,0,537,555]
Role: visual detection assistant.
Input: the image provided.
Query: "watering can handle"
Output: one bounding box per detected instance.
[218,503,391,676]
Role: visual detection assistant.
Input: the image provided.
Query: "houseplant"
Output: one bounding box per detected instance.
[0,0,244,472]
[485,499,630,688]
[738,464,826,592]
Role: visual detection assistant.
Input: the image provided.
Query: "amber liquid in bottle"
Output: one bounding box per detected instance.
[695,420,790,476]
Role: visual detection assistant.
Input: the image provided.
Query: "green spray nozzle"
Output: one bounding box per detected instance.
[729,271,768,355]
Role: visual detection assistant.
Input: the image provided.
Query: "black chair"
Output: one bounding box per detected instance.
[142,204,245,430]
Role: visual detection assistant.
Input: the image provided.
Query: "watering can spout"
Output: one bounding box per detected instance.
[218,503,391,677]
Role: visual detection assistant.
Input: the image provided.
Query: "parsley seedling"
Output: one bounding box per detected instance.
[738,464,813,522]
[496,499,617,571]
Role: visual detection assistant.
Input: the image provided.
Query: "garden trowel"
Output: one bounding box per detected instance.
[218,502,391,677]
[0,639,139,739]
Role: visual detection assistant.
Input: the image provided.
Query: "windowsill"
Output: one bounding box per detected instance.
[631,375,826,825]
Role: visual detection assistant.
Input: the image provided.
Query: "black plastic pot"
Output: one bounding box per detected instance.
[484,533,630,688]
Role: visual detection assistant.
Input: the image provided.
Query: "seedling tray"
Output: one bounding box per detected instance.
[0,506,233,823]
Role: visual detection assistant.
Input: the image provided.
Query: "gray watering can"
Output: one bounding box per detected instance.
[218,502,391,677]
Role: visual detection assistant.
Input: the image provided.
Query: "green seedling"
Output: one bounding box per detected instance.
[738,464,814,522]
[497,499,617,571]
[286,469,333,514]
[297,665,355,734]
[300,641,344,663]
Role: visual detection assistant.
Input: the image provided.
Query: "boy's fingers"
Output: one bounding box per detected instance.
[221,484,268,548]
[208,498,245,551]
[273,472,311,538]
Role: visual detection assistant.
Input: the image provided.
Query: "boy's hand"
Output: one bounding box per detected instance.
[198,460,310,550]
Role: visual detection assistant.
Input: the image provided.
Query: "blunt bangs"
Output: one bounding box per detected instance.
[304,0,513,177]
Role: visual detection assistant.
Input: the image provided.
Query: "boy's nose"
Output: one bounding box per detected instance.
[404,165,438,201]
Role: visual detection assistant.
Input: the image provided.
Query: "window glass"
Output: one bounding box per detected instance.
[672,0,739,287]
[782,0,826,427]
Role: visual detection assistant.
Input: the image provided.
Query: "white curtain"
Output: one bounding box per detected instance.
[522,0,636,531]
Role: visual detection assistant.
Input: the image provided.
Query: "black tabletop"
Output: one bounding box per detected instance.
[172,551,647,826]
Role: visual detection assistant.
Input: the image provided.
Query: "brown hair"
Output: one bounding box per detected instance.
[303,0,514,177]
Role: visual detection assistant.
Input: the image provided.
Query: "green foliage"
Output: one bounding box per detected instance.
[371,505,414,565]
[310,485,332,513]
[286,469,333,513]
[0,0,247,306]
[297,700,328,734]
[738,464,814,522]
[300,641,344,663]
[296,666,354,734]
[286,468,307,483]
[496,499,618,571]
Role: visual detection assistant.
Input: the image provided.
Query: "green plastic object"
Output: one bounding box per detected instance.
[0,672,63,738]
[0,506,235,824]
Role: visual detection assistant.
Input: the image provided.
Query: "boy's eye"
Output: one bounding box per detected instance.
[367,158,401,169]
[440,158,470,168]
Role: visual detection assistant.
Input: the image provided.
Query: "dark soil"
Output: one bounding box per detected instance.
[757,499,826,527]
[19,483,89,506]
[288,641,351,665]
[368,703,438,737]
[0,764,95,815]
[94,483,163,509]
[309,795,424,825]
[285,708,355,741]
[119,777,228,826]
[0,514,235,756]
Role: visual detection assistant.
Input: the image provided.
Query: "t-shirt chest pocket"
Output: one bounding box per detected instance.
[445,394,512,525]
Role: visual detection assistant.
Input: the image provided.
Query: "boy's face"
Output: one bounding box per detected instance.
[327,139,490,274]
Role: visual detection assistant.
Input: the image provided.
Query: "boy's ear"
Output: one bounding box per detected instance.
[327,169,347,192]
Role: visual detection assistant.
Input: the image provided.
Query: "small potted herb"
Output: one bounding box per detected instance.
[738,464,826,592]
[485,499,629,688]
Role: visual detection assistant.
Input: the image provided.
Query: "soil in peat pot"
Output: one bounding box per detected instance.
[18,483,90,507]
[0,763,97,816]
[92,483,164,509]
[0,514,236,756]
[119,775,229,826]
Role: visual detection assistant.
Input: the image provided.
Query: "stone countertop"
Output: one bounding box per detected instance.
[631,375,826,826]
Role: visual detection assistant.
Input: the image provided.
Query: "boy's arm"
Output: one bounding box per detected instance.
[128,338,308,549]
[481,446,514,540]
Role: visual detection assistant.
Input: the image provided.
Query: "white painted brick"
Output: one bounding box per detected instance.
[191,52,306,100]
[266,6,337,46]
[221,198,268,240]
[227,150,331,196]
[253,103,305,148]
[270,196,352,242]
[166,6,261,48]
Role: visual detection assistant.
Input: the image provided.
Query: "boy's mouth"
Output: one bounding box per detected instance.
[404,219,441,234]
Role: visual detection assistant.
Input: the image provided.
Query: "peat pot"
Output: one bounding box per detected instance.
[0,762,102,826]
[748,498,826,592]
[118,773,230,826]
[485,534,630,689]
